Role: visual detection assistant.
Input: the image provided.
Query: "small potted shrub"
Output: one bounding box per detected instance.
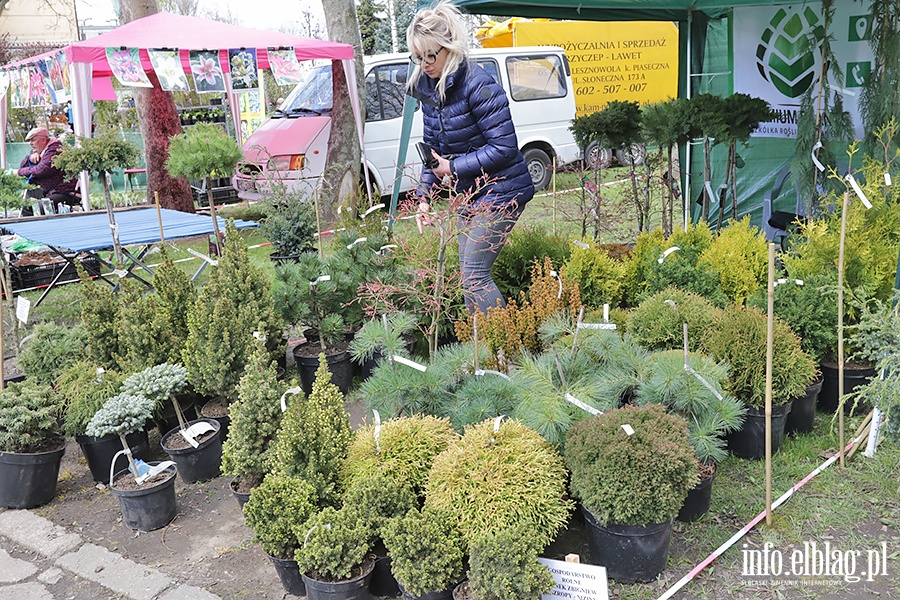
[85,391,176,531]
[57,361,146,483]
[382,508,464,600]
[259,181,317,261]
[349,311,418,381]
[0,380,65,509]
[17,322,85,386]
[221,340,286,506]
[703,304,817,459]
[294,505,376,600]
[124,363,222,483]
[458,527,555,600]
[565,404,698,583]
[243,472,319,597]
[625,286,720,352]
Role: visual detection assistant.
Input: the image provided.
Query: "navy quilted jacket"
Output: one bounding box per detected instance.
[413,61,534,210]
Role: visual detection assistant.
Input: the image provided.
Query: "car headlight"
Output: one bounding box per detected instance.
[267,155,307,171]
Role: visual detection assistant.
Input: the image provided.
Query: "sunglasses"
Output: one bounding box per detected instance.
[412,47,444,66]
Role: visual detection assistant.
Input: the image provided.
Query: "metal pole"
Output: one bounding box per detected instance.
[765,242,775,525]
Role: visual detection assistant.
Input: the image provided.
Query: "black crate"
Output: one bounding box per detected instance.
[11,255,101,291]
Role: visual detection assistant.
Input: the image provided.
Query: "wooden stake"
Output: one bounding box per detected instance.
[552,157,557,237]
[765,242,775,525]
[154,191,165,244]
[205,176,223,255]
[572,306,585,351]
[837,191,849,468]
[473,312,479,372]
[314,188,324,259]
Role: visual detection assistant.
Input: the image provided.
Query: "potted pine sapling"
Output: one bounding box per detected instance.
[57,361,147,484]
[565,404,698,583]
[165,122,243,251]
[85,391,177,531]
[381,507,465,600]
[294,505,376,600]
[221,340,286,507]
[349,311,418,381]
[54,131,140,264]
[0,381,65,509]
[243,472,319,597]
[636,350,745,521]
[124,363,222,483]
[460,527,555,600]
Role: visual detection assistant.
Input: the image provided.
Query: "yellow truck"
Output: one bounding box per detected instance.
[478,18,679,165]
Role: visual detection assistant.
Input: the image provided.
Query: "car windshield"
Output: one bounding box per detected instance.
[279,65,333,114]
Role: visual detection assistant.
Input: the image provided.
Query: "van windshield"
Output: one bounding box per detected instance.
[278,65,333,115]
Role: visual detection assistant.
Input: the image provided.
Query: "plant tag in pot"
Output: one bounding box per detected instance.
[181,421,215,447]
[621,424,635,436]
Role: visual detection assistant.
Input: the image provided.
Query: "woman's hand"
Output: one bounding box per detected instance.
[430,151,451,178]
[415,200,434,234]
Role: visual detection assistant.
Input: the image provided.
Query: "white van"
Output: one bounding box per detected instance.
[233,47,581,200]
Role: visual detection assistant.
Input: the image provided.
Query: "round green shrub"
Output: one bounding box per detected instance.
[57,361,125,437]
[492,226,570,301]
[85,392,155,439]
[424,418,572,547]
[381,508,464,597]
[467,527,554,600]
[698,216,767,304]
[565,404,698,526]
[294,506,373,581]
[243,472,318,558]
[0,381,59,453]
[17,322,85,385]
[626,287,720,352]
[561,243,627,309]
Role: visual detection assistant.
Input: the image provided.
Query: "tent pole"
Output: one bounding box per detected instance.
[683,11,693,231]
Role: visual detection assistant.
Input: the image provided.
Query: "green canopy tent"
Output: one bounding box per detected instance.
[434,0,874,234]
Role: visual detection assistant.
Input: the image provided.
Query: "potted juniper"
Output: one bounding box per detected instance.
[243,472,319,597]
[0,380,65,509]
[294,505,376,600]
[381,507,465,600]
[565,404,698,583]
[123,363,222,483]
[458,527,555,600]
[56,361,148,484]
[85,391,177,531]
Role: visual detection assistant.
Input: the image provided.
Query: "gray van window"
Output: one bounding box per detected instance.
[476,59,501,85]
[281,65,333,113]
[366,63,411,122]
[505,54,566,101]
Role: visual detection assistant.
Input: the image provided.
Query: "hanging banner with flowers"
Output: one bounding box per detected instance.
[45,54,68,102]
[28,65,49,106]
[8,69,24,108]
[148,49,190,91]
[268,49,304,85]
[16,67,30,107]
[190,50,226,93]
[57,51,71,97]
[228,48,258,91]
[106,47,153,88]
[0,71,8,97]
[38,61,57,104]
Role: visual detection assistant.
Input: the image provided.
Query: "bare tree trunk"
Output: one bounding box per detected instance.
[701,136,711,222]
[322,0,365,223]
[119,0,194,213]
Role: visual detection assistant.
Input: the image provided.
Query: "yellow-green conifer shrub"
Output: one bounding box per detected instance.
[698,216,767,304]
[561,241,627,309]
[270,354,352,506]
[424,418,572,548]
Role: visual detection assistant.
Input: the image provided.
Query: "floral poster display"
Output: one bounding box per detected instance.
[45,54,68,102]
[57,51,71,96]
[38,61,57,104]
[28,66,48,106]
[190,50,226,93]
[228,48,258,91]
[106,47,153,88]
[7,69,24,108]
[16,67,30,107]
[238,90,264,143]
[0,71,8,97]
[268,49,304,85]
[148,50,190,91]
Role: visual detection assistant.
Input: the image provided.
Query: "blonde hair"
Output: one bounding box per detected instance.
[406,2,469,102]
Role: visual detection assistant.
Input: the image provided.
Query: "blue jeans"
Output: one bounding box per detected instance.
[458,202,525,314]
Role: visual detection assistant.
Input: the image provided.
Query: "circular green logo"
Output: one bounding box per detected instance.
[756,7,825,98]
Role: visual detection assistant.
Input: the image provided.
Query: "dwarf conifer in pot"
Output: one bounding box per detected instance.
[626,287,720,353]
[122,363,191,433]
[85,392,156,480]
[17,322,85,386]
[243,471,318,559]
[463,527,554,600]
[294,505,374,582]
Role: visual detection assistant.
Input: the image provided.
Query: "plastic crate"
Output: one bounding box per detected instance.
[11,254,101,291]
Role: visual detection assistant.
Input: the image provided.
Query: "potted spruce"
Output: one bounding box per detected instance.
[636,350,745,522]
[54,131,140,264]
[258,180,317,262]
[273,252,357,394]
[124,363,222,483]
[165,121,243,251]
[85,391,177,531]
[56,361,148,484]
[243,472,319,597]
[703,304,817,459]
[0,381,65,509]
[294,505,376,600]
[381,507,465,600]
[220,340,286,506]
[458,527,555,600]
[565,404,698,583]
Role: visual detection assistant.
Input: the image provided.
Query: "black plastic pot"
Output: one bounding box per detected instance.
[160,418,222,483]
[302,559,375,600]
[230,478,252,511]
[155,401,197,437]
[786,377,824,435]
[200,399,230,444]
[293,344,354,396]
[677,463,717,523]
[269,554,306,597]
[581,506,673,583]
[818,363,875,415]
[0,437,66,509]
[110,462,177,531]
[371,556,399,597]
[727,402,792,460]
[76,429,150,483]
[400,582,455,600]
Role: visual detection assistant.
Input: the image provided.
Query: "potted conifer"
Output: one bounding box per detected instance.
[85,391,177,531]
[0,381,65,509]
[455,527,555,600]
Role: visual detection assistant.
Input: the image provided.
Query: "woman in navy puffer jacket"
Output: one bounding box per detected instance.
[408,2,534,314]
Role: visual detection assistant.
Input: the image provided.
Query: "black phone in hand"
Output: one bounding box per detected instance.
[416,142,440,169]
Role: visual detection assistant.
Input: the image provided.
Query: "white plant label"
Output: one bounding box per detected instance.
[15,295,30,324]
[846,174,872,209]
[252,330,267,342]
[373,409,381,452]
[280,386,302,412]
[347,237,368,250]
[392,355,427,371]
[621,424,635,436]
[565,393,602,416]
[704,181,715,204]
[658,246,680,264]
[494,415,505,433]
[603,304,610,322]
[573,240,589,249]
[549,270,563,298]
[578,322,617,330]
[538,557,609,600]
[309,275,331,286]
[474,369,510,380]
[361,203,385,218]
[774,278,803,287]
[664,299,677,310]
[886,172,893,187]
[187,247,218,266]
[811,141,825,172]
